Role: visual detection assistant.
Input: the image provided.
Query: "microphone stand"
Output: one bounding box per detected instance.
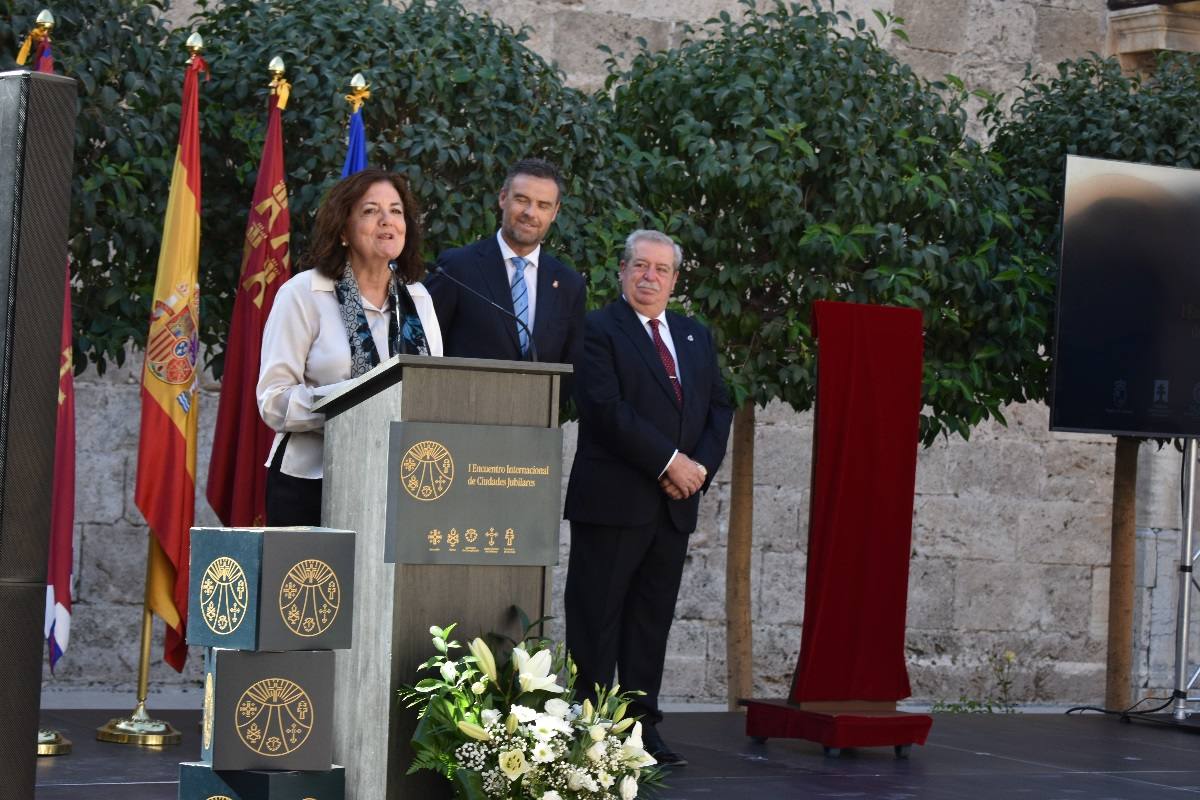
[431,265,538,362]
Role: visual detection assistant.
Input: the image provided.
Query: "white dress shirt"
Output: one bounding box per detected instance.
[257,269,444,479]
[498,230,540,328]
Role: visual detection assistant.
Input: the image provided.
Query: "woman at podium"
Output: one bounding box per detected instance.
[257,169,444,525]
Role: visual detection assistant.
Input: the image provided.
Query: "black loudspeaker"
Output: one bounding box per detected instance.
[0,69,78,800]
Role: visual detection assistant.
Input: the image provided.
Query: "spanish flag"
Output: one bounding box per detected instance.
[134,51,208,672]
[207,79,291,526]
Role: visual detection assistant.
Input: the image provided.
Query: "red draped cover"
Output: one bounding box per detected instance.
[791,300,924,703]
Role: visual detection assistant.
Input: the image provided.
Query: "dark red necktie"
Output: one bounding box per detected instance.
[649,318,682,405]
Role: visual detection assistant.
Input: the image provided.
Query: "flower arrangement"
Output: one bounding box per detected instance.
[400,621,662,800]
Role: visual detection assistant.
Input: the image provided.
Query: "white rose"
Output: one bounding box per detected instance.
[480,708,502,728]
[509,704,538,723]
[620,774,638,800]
[471,681,486,695]
[544,698,571,719]
[542,792,563,800]
[588,723,608,742]
[587,740,607,762]
[567,770,586,791]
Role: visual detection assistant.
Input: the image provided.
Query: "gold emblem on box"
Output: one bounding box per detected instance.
[400,440,454,501]
[200,556,249,635]
[279,559,340,637]
[206,796,234,800]
[235,678,314,756]
[203,672,214,751]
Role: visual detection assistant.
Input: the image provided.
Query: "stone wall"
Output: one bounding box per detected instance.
[48,0,1200,710]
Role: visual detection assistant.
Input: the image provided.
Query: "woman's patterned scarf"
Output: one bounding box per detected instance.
[334,264,428,377]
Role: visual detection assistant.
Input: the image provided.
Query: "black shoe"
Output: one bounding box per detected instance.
[642,724,688,767]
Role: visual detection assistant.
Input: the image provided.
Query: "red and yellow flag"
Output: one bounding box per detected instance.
[135,51,208,672]
[206,81,291,526]
[18,21,73,669]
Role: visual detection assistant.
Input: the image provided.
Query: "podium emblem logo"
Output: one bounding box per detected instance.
[200,556,249,635]
[401,440,454,501]
[279,559,340,637]
[235,677,314,756]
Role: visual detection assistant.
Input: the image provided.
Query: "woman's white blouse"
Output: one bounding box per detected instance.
[256,269,443,479]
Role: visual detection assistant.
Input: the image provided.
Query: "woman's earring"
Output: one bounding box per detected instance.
[341,240,348,247]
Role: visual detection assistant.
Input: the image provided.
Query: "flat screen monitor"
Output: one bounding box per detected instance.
[1051,155,1200,438]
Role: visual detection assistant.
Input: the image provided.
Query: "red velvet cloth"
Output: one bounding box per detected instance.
[791,301,924,703]
[744,701,932,748]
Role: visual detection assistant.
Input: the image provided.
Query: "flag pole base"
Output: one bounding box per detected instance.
[96,701,181,746]
[37,728,72,756]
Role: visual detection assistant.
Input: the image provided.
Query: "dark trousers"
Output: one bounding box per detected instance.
[265,434,323,527]
[564,505,689,726]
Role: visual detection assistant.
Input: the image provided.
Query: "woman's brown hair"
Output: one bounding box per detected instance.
[300,169,425,284]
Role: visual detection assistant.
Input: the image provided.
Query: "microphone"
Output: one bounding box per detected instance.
[431,264,538,362]
[387,260,407,355]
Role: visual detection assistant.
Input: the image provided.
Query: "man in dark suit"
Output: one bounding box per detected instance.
[564,229,733,766]
[427,158,586,365]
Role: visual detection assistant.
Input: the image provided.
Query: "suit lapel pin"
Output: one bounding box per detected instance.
[687,334,695,342]
[552,279,559,288]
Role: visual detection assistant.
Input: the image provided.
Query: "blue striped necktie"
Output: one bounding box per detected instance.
[510,256,530,355]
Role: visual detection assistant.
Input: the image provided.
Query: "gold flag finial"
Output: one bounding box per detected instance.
[185,32,203,59]
[17,9,55,65]
[345,72,370,114]
[268,56,290,111]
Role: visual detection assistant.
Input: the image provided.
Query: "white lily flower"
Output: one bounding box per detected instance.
[598,770,615,789]
[512,645,564,694]
[467,637,498,684]
[621,722,657,768]
[497,749,530,781]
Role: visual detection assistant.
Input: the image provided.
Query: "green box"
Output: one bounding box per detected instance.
[178,762,345,799]
[188,527,355,651]
[201,648,335,771]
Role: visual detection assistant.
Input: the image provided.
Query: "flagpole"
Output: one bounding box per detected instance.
[95,534,182,745]
[97,30,207,747]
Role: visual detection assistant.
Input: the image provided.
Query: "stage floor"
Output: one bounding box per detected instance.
[34,709,1200,798]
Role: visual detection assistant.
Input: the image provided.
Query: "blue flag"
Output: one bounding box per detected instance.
[341,109,367,177]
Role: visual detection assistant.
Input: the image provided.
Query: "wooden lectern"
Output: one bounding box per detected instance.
[313,354,570,800]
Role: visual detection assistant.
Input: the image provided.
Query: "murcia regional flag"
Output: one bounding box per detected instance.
[134,50,208,672]
[207,78,291,526]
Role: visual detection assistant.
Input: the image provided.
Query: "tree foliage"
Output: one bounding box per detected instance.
[985,53,1200,261]
[2,0,181,374]
[3,0,634,375]
[610,0,1053,443]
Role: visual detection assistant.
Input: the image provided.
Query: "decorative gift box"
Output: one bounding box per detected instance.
[187,527,355,651]
[178,761,345,799]
[201,648,335,771]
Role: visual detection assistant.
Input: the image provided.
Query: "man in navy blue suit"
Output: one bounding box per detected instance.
[564,229,733,766]
[427,158,586,365]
